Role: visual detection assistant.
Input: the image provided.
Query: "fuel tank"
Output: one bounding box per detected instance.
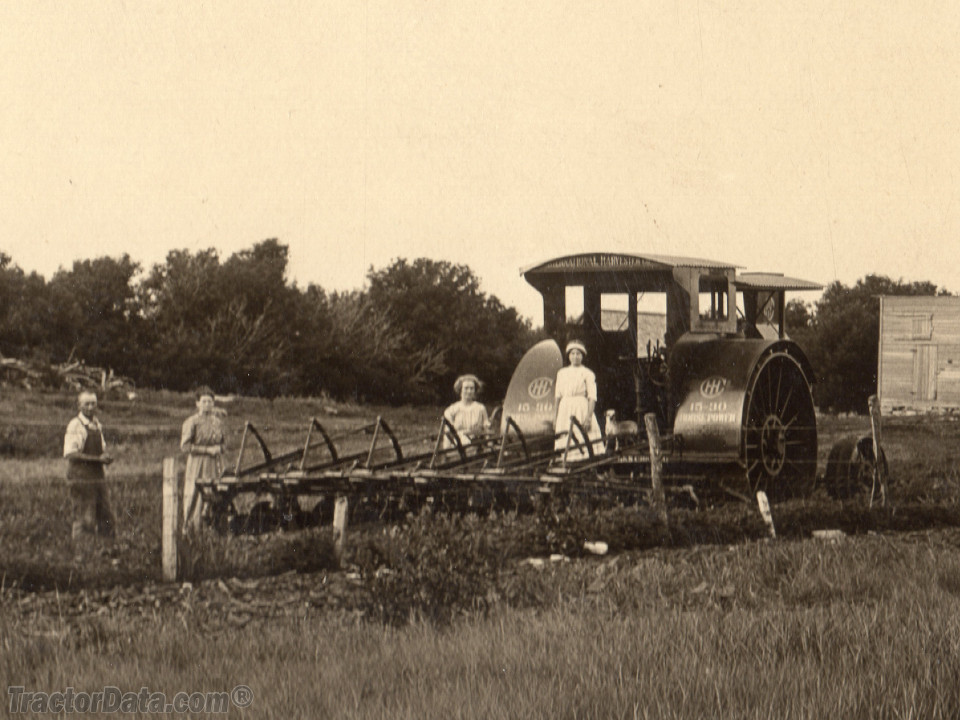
[500,339,563,438]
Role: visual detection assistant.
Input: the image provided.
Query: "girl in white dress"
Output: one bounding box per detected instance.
[443,374,491,448]
[554,340,603,457]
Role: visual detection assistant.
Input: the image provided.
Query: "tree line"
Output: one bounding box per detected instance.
[0,239,949,413]
[0,240,536,404]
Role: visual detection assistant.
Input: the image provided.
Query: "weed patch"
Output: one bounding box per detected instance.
[354,513,503,626]
[178,527,340,582]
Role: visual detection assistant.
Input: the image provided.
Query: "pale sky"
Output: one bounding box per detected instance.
[2,1,959,324]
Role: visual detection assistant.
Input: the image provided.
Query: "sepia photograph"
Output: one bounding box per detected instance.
[2,1,960,717]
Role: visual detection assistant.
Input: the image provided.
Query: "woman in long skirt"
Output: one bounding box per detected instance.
[554,340,603,458]
[180,386,224,532]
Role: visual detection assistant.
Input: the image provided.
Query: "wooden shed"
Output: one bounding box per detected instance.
[878,296,960,412]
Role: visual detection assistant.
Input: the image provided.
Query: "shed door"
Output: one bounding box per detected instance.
[913,345,938,401]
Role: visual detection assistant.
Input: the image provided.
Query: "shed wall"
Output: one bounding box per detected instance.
[879,296,960,411]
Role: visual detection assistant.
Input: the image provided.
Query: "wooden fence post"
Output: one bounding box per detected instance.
[644,414,668,525]
[332,495,349,566]
[162,457,181,582]
[756,491,777,539]
[868,395,887,507]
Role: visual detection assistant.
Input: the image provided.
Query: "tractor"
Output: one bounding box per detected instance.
[503,252,823,497]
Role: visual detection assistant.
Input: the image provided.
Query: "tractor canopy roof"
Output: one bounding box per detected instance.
[522,252,821,343]
[522,252,820,291]
[734,272,823,292]
[521,252,736,276]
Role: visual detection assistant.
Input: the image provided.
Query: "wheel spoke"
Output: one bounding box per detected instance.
[763,365,776,415]
[776,363,783,414]
[766,369,778,415]
[779,383,795,417]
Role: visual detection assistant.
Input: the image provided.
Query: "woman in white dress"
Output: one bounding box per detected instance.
[554,340,603,456]
[443,374,491,448]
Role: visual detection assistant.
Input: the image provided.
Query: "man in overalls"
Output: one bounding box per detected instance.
[63,391,115,538]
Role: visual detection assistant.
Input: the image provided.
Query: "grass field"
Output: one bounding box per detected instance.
[2,389,960,718]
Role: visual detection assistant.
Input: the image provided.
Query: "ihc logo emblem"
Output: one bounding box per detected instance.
[699,376,728,398]
[528,377,554,400]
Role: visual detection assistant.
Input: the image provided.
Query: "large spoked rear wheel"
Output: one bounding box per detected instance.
[742,351,817,499]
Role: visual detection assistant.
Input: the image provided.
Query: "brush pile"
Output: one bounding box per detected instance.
[0,354,134,393]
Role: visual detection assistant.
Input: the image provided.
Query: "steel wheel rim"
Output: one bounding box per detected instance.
[743,352,817,496]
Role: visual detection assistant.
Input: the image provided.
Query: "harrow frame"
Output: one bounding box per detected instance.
[195,413,665,532]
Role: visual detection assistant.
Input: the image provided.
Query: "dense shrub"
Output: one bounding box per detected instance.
[354,513,504,627]
[351,503,676,627]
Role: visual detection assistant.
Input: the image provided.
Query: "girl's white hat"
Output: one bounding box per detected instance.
[565,340,587,357]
